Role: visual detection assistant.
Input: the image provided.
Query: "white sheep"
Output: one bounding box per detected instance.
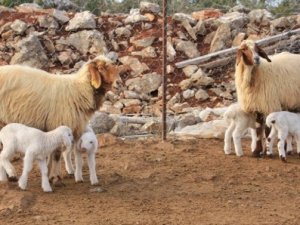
[234,40,300,156]
[0,55,124,186]
[223,103,257,156]
[0,123,73,192]
[63,126,99,185]
[265,111,300,162]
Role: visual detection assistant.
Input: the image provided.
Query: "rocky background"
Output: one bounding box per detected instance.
[0,1,299,138]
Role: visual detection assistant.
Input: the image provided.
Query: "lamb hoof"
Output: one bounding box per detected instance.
[280,156,287,163]
[8,176,18,182]
[76,180,84,183]
[287,151,293,156]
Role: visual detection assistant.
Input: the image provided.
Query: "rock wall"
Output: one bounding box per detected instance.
[0,2,299,137]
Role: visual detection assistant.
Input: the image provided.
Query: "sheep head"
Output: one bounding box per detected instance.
[88,58,120,90]
[236,40,271,66]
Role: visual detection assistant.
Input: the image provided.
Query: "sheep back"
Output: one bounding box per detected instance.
[235,52,300,115]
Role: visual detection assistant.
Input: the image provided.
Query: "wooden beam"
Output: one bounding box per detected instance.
[175,28,300,68]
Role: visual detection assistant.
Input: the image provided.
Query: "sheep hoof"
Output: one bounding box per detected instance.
[280,156,287,163]
[76,180,84,183]
[8,176,18,182]
[50,176,66,187]
[287,151,293,156]
[65,173,74,178]
[252,150,262,158]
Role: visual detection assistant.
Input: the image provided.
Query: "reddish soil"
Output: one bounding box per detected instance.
[1,136,300,225]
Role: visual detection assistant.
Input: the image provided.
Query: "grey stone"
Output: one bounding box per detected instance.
[66,11,96,31]
[52,9,70,24]
[140,1,160,15]
[195,89,209,101]
[38,15,59,29]
[10,19,28,34]
[119,56,149,76]
[183,65,198,78]
[210,23,232,53]
[90,112,115,134]
[114,27,132,38]
[172,13,196,24]
[131,46,157,58]
[125,72,162,94]
[124,9,149,24]
[182,89,195,99]
[10,34,48,69]
[176,40,200,58]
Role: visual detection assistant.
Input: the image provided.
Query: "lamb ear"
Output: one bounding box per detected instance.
[256,45,272,62]
[88,63,102,89]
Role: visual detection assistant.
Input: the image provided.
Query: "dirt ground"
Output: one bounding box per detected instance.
[1,136,300,225]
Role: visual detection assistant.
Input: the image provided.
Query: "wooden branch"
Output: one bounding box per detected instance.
[175,28,300,68]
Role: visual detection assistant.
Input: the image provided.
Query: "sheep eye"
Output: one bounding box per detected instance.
[89,141,93,144]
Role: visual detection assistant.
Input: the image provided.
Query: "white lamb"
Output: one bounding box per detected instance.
[224,103,257,156]
[266,111,300,162]
[63,126,99,185]
[0,123,73,192]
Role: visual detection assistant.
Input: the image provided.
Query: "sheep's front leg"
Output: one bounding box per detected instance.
[266,126,277,156]
[87,153,99,185]
[48,149,64,187]
[62,150,75,176]
[253,113,264,157]
[18,153,34,190]
[224,122,235,155]
[74,150,84,183]
[38,159,52,192]
[286,135,293,155]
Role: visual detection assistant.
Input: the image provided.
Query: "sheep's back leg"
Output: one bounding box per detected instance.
[48,148,65,187]
[224,121,235,155]
[74,150,84,183]
[253,113,265,157]
[87,153,99,185]
[62,149,75,176]
[0,147,17,181]
[18,153,34,190]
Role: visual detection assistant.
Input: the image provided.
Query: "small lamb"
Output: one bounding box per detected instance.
[266,111,299,162]
[224,103,257,156]
[0,123,73,192]
[63,126,99,185]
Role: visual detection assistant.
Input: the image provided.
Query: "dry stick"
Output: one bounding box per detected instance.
[175,28,300,68]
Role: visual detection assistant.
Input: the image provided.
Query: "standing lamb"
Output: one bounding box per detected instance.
[63,126,99,185]
[234,40,300,156]
[223,103,257,156]
[0,123,73,192]
[0,55,123,186]
[265,111,300,162]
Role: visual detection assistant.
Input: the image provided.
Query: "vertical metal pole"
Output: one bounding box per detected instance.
[162,0,167,141]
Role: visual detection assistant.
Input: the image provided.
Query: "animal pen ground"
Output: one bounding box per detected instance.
[1,136,300,225]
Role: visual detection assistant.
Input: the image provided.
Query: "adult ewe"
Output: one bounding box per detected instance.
[234,40,300,156]
[0,55,121,185]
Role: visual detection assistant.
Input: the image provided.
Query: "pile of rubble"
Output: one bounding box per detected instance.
[0,2,299,137]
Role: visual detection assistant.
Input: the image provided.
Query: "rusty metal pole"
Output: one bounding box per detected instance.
[162,0,167,141]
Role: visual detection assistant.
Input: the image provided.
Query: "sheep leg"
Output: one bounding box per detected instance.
[277,131,288,162]
[74,150,84,183]
[37,159,53,192]
[0,150,17,181]
[286,135,293,155]
[253,113,264,157]
[18,153,34,190]
[87,153,99,185]
[232,124,245,157]
[250,128,257,153]
[0,164,7,181]
[48,149,65,187]
[266,126,277,156]
[224,121,235,155]
[62,150,75,176]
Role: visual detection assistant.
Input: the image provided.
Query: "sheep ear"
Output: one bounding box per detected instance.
[256,45,272,62]
[236,49,242,66]
[88,63,102,89]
